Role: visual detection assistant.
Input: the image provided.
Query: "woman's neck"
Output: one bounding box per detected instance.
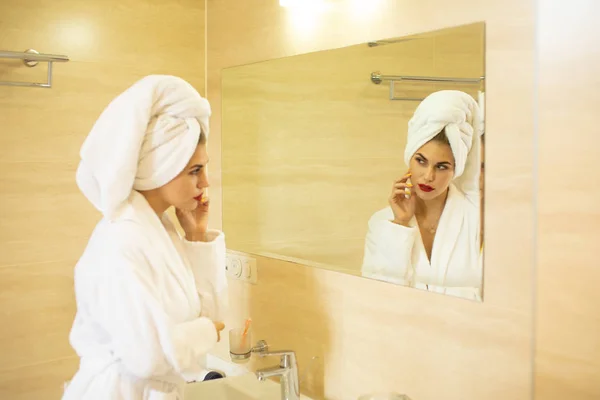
[139,190,169,216]
[415,188,449,218]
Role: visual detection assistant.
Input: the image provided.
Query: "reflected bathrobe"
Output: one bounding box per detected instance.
[62,191,227,400]
[362,183,482,301]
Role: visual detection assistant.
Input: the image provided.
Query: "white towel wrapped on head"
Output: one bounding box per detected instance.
[404,90,483,196]
[76,75,211,219]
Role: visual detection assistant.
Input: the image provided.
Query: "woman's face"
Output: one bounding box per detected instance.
[157,144,209,211]
[409,140,455,200]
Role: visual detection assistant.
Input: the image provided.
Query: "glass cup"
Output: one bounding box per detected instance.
[229,327,252,363]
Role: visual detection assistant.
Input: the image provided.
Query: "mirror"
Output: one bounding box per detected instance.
[222,22,486,301]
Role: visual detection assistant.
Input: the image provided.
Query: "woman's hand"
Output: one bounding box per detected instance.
[389,172,416,226]
[176,195,210,241]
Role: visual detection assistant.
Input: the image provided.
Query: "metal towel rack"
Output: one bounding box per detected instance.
[0,49,70,88]
[371,71,485,101]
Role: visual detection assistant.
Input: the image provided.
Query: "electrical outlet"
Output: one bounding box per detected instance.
[226,252,257,284]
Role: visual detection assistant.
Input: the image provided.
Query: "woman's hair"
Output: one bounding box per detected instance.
[198,128,207,145]
[431,127,450,146]
[429,128,456,170]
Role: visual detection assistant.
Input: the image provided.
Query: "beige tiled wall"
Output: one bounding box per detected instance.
[1,1,598,399]
[535,0,600,398]
[0,0,206,398]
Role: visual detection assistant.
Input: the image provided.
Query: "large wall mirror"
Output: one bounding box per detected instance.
[222,22,486,301]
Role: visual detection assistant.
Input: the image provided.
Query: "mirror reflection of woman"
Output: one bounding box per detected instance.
[362,90,484,300]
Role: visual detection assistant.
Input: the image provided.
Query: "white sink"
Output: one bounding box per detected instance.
[185,354,313,400]
[185,373,281,399]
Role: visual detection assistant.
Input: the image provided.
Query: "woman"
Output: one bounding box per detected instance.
[63,75,228,399]
[362,90,483,300]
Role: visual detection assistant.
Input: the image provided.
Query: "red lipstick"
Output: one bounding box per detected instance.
[418,184,434,192]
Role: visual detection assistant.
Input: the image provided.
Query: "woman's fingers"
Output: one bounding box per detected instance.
[393,182,413,190]
[393,172,412,184]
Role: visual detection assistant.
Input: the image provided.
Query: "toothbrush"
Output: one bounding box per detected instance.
[240,318,252,348]
[242,318,252,336]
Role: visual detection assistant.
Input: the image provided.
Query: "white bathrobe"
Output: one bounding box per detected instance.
[62,191,227,400]
[362,184,481,300]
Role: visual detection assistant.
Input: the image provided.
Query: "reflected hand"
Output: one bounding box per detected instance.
[389,172,416,226]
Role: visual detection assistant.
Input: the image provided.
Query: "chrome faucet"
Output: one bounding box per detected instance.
[252,340,300,400]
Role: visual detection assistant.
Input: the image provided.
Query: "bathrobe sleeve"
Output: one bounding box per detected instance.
[182,230,229,322]
[457,168,481,208]
[96,246,218,380]
[361,208,416,284]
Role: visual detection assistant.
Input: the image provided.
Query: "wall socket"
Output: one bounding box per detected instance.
[225,252,257,284]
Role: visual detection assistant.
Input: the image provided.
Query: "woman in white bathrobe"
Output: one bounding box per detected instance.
[362,90,483,301]
[63,75,228,399]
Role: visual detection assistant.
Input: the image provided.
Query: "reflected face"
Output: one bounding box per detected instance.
[409,140,455,200]
[157,144,210,211]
